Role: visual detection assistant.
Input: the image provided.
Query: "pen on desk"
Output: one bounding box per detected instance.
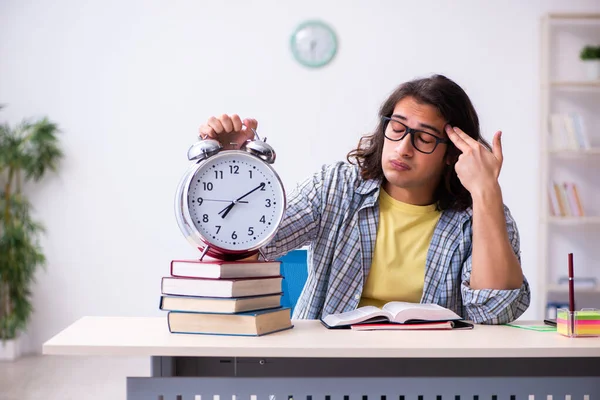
[568,252,575,334]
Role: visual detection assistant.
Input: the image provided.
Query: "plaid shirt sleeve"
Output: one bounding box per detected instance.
[262,167,325,259]
[460,206,531,324]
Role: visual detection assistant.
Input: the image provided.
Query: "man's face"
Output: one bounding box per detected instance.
[381,96,449,204]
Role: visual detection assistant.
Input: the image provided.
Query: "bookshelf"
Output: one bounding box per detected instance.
[539,13,600,319]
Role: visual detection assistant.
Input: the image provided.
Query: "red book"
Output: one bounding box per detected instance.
[170,259,281,279]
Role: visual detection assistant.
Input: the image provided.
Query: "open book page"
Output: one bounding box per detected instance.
[381,302,462,323]
[321,306,392,327]
[351,321,455,331]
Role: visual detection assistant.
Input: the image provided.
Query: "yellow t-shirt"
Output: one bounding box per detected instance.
[358,189,442,308]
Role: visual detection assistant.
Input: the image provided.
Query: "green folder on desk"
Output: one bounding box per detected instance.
[505,323,556,332]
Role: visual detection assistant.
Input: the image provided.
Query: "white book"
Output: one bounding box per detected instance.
[562,114,580,150]
[160,293,282,314]
[161,276,282,298]
[571,113,591,150]
[549,114,565,150]
[321,302,463,328]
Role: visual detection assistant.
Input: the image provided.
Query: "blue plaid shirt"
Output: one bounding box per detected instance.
[263,162,530,324]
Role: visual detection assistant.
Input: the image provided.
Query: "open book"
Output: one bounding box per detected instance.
[321,302,473,329]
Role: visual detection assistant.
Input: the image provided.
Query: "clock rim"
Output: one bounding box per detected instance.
[175,150,287,260]
[290,19,338,68]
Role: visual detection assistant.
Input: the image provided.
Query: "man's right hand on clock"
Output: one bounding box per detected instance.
[198,114,258,150]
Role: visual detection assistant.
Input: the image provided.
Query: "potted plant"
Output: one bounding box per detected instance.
[0,109,63,360]
[580,45,600,80]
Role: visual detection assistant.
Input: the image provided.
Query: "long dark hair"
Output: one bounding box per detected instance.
[347,74,491,211]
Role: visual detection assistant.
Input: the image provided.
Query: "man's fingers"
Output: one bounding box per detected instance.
[198,125,216,139]
[446,125,470,153]
[492,131,503,163]
[243,118,258,131]
[231,114,243,132]
[451,126,479,148]
[243,118,258,140]
[202,115,259,144]
[220,114,234,132]
[207,116,224,134]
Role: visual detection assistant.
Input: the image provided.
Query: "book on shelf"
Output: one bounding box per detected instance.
[167,307,293,336]
[159,293,283,314]
[320,301,473,330]
[549,112,591,151]
[161,276,282,298]
[548,181,585,217]
[170,259,281,279]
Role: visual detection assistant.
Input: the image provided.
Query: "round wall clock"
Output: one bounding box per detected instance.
[290,20,338,68]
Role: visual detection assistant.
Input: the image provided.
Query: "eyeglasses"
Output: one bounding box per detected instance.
[382,116,449,154]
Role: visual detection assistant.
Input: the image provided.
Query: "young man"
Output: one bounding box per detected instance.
[198,74,530,324]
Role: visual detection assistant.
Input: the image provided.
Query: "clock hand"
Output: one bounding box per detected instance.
[218,183,266,219]
[310,40,317,58]
[234,182,266,202]
[202,199,248,203]
[219,202,235,219]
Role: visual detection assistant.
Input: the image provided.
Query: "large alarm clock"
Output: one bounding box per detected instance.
[175,129,286,261]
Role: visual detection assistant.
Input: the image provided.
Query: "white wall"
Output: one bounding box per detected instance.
[1,0,599,353]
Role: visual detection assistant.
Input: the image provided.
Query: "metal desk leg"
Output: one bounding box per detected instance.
[151,356,175,377]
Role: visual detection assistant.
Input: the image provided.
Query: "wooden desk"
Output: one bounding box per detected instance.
[44,317,600,400]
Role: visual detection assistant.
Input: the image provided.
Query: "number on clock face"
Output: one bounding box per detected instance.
[187,152,285,251]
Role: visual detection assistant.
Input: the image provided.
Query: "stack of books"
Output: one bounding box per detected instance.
[159,259,293,336]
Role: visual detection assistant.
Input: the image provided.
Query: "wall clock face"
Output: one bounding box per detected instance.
[290,20,338,68]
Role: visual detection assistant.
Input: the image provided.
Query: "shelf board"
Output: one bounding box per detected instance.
[547,216,600,225]
[548,13,600,20]
[548,284,600,294]
[550,81,600,89]
[547,14,600,26]
[549,148,600,157]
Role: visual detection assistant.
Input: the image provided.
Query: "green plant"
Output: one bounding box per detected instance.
[580,45,600,60]
[0,108,63,341]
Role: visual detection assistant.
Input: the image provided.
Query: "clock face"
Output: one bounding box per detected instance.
[290,20,337,68]
[185,151,285,253]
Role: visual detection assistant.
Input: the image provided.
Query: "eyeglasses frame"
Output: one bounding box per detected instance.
[381,116,450,154]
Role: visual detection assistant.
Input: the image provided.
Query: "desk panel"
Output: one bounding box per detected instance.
[160,356,600,377]
[127,377,600,400]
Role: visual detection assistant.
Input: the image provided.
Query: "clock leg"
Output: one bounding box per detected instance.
[199,245,211,261]
[258,248,269,261]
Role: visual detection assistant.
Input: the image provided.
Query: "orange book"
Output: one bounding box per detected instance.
[564,183,580,217]
[548,185,559,216]
[553,182,567,216]
[571,183,585,216]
